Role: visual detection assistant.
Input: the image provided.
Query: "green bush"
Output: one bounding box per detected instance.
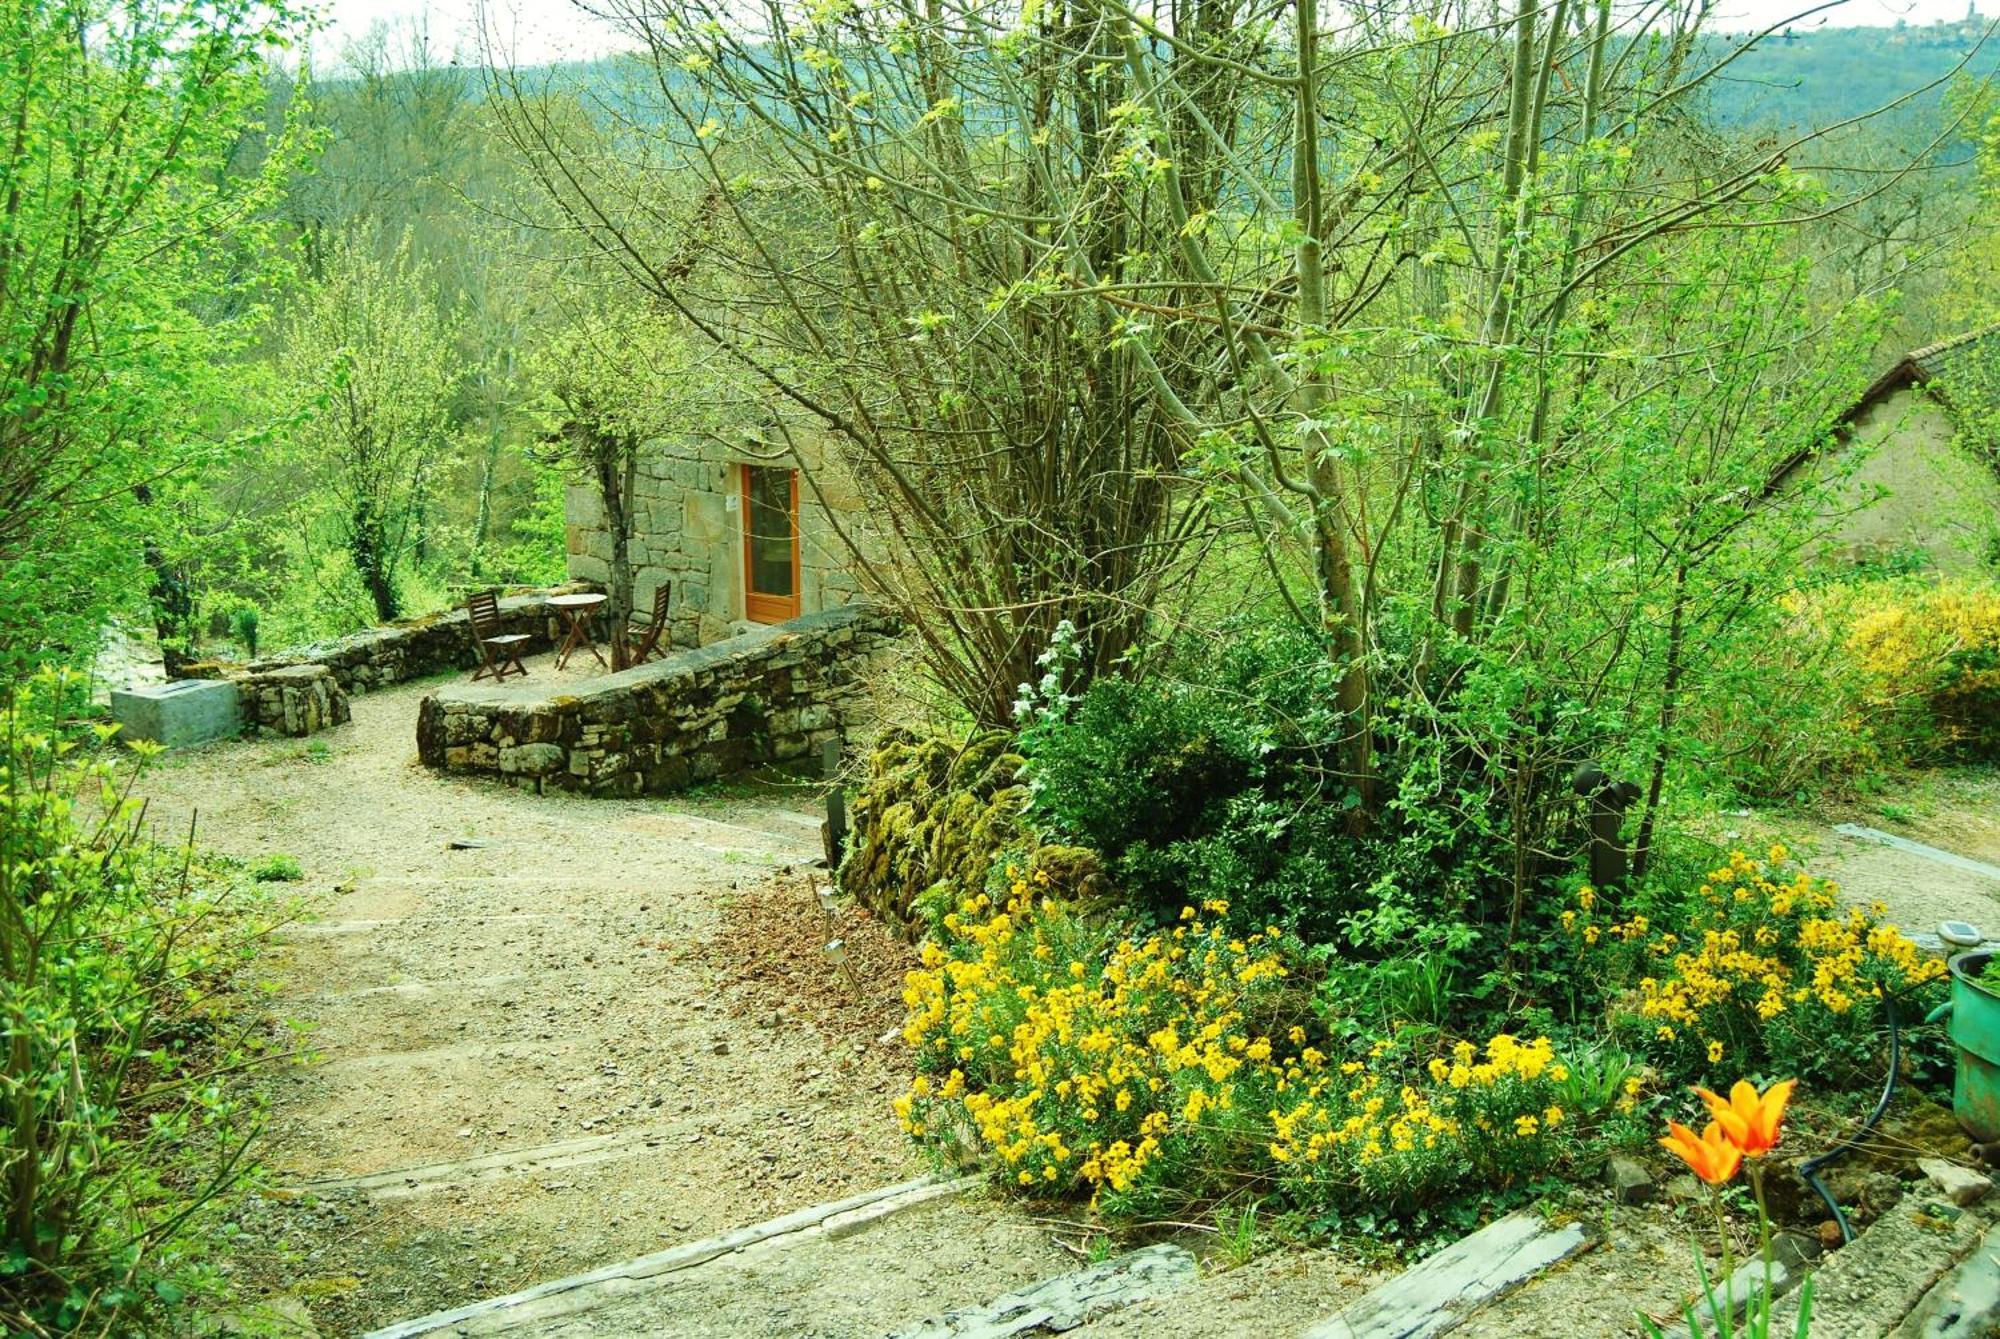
[251,853,302,882]
[1015,629,1527,950]
[229,605,260,660]
[0,672,276,1331]
[1019,676,1260,910]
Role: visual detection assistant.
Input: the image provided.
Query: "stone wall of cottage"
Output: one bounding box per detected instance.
[563,438,872,649]
[414,604,900,796]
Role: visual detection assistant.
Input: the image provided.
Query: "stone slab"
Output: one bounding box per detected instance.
[110,678,241,748]
[1772,1198,1990,1337]
[1892,1218,2000,1337]
[1920,1158,1995,1207]
[891,1244,1199,1337]
[1304,1210,1592,1339]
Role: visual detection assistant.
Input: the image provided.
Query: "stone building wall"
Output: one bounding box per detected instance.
[415,604,900,796]
[1816,387,2000,573]
[564,435,874,649]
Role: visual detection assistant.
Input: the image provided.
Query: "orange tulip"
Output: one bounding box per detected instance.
[1692,1078,1795,1158]
[1661,1118,1743,1186]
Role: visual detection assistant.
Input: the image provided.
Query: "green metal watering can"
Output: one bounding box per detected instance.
[1927,951,2000,1143]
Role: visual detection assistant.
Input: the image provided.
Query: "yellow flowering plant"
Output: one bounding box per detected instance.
[1563,848,1943,1084]
[1842,578,2000,762]
[899,857,1601,1221]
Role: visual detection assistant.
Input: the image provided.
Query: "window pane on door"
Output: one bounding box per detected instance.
[746,466,795,598]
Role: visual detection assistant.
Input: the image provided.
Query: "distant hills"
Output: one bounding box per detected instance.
[437,18,2000,143]
[1702,16,2000,131]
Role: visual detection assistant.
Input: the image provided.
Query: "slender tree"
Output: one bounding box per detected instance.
[281,233,461,623]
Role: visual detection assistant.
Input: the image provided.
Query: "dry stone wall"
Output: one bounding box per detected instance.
[238,665,351,737]
[415,604,900,795]
[171,585,602,739]
[242,587,601,694]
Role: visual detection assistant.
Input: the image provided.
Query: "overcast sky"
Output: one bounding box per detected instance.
[305,0,1988,69]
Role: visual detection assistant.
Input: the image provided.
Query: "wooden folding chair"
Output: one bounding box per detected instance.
[468,590,530,682]
[627,582,673,665]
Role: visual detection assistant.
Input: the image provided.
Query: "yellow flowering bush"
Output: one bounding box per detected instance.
[898,860,1587,1218]
[1843,579,2000,760]
[1703,578,2000,796]
[1564,847,1944,1083]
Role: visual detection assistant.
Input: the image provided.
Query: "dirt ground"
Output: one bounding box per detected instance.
[149,661,2000,1335]
[140,656,940,1336]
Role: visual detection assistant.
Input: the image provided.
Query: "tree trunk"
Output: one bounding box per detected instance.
[351,498,401,623]
[1631,561,1690,880]
[471,348,514,559]
[133,486,198,674]
[597,440,638,670]
[1292,0,1374,819]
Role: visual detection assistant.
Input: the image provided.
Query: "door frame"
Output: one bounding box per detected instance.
[740,464,802,624]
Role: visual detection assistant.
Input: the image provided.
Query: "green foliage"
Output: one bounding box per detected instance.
[0,0,308,681]
[1020,677,1259,909]
[0,674,279,1330]
[1017,627,1554,953]
[493,464,572,588]
[279,232,463,625]
[250,854,303,883]
[230,606,262,661]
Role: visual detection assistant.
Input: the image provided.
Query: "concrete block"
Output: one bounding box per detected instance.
[111,679,241,748]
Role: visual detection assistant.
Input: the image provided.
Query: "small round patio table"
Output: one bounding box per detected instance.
[548,592,609,670]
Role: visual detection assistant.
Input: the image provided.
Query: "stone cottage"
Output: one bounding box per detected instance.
[563,425,877,649]
[1774,327,2000,573]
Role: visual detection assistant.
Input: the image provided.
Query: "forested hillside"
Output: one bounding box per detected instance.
[1707,15,2000,128]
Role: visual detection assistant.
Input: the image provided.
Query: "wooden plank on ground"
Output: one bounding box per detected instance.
[891,1243,1199,1338]
[363,1172,976,1338]
[1303,1210,1592,1339]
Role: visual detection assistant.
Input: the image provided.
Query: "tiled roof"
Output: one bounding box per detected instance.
[1905,324,2000,394]
[1764,325,2000,493]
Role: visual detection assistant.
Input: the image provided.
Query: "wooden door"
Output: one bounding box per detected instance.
[741,464,801,623]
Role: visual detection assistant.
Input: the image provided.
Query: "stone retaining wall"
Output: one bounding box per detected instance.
[173,585,603,737]
[243,586,602,695]
[237,665,351,738]
[415,604,900,795]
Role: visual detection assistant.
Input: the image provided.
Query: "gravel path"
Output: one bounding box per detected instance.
[139,659,941,1335]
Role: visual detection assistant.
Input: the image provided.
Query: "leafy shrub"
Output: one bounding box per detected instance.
[1019,675,1260,911]
[229,605,260,660]
[1843,578,2000,762]
[1711,577,2000,795]
[1563,846,1944,1085]
[251,853,303,882]
[0,673,275,1330]
[896,857,1612,1224]
[1015,630,1531,950]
